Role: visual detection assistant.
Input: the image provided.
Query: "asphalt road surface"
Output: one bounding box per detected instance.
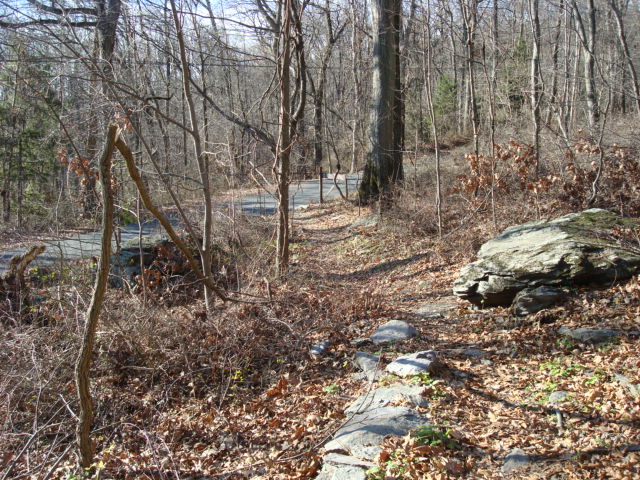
[0,173,361,274]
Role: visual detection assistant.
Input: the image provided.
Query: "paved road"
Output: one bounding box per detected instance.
[230,173,361,215]
[0,173,361,273]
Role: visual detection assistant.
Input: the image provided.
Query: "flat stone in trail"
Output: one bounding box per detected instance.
[369,320,418,344]
[316,453,375,480]
[414,297,459,318]
[385,350,439,377]
[315,462,367,480]
[310,341,331,356]
[460,348,490,358]
[548,390,570,405]
[502,448,531,472]
[353,352,381,382]
[324,406,427,460]
[615,374,640,398]
[345,384,428,415]
[558,326,619,344]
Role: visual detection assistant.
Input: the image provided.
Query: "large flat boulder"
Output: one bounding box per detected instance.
[345,384,427,415]
[453,209,640,307]
[324,406,427,460]
[369,320,418,344]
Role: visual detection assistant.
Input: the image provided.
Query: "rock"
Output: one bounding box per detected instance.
[110,233,172,287]
[323,453,376,469]
[513,286,567,316]
[385,350,439,377]
[460,348,489,358]
[345,384,428,415]
[615,374,640,398]
[324,406,428,460]
[348,214,380,231]
[315,463,367,480]
[350,337,372,347]
[310,341,331,356]
[502,448,530,472]
[414,297,458,319]
[558,326,619,344]
[353,352,381,382]
[548,390,569,405]
[110,236,163,287]
[369,320,419,344]
[453,209,640,307]
[316,453,375,480]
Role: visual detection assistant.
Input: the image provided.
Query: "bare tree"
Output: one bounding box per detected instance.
[608,0,640,115]
[529,0,542,172]
[307,0,346,173]
[572,0,599,127]
[75,124,117,470]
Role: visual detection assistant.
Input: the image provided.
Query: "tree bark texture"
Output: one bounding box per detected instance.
[359,0,403,204]
[609,0,640,115]
[276,0,293,275]
[572,0,599,127]
[529,0,542,170]
[75,124,118,470]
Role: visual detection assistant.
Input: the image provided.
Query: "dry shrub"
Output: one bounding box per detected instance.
[562,141,640,216]
[450,141,560,214]
[0,301,83,479]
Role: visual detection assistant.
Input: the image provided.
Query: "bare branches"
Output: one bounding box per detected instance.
[26,0,97,17]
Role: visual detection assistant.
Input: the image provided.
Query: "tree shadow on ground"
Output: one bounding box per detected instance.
[465,384,639,429]
[320,252,433,282]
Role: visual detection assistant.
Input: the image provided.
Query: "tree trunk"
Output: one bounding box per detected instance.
[546,0,563,128]
[75,124,118,471]
[609,0,640,114]
[313,83,324,172]
[170,0,215,311]
[529,0,542,174]
[358,0,403,204]
[276,0,293,275]
[422,0,442,236]
[461,0,479,161]
[573,0,599,127]
[349,0,363,173]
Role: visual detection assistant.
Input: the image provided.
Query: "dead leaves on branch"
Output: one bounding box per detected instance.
[451,139,640,218]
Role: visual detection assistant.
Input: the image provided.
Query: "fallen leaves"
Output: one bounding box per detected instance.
[3,200,639,479]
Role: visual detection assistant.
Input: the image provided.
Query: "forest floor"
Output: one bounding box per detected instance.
[95,200,639,479]
[4,198,640,480]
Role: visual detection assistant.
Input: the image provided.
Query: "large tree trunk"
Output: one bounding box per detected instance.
[358,0,403,204]
[461,0,479,161]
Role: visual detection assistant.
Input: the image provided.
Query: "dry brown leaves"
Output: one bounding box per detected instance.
[3,199,639,479]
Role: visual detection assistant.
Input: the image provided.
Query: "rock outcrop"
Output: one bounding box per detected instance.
[454,209,640,308]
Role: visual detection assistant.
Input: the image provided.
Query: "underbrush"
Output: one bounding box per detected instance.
[2,133,639,478]
[392,137,640,261]
[0,213,388,478]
